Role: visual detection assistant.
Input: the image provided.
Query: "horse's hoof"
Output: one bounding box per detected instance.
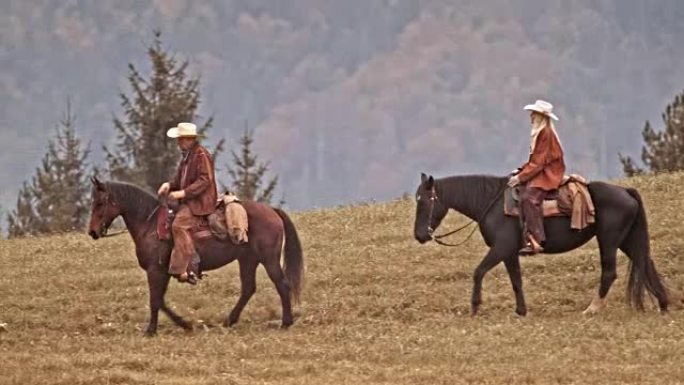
[175,319,194,331]
[143,329,157,337]
[582,307,602,316]
[583,295,607,315]
[515,308,527,317]
[281,318,293,329]
[224,317,238,328]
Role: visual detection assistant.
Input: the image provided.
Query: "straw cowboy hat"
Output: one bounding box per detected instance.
[166,122,198,138]
[524,100,559,121]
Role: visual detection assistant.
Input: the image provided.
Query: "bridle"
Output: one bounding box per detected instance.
[93,187,127,238]
[425,183,507,247]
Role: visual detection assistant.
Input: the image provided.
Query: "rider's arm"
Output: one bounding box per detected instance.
[169,171,181,192]
[182,151,213,199]
[517,128,552,183]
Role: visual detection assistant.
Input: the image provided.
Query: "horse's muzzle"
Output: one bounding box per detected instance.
[414,231,433,244]
[89,224,107,240]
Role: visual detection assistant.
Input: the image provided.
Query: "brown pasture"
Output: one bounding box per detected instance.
[1,173,683,385]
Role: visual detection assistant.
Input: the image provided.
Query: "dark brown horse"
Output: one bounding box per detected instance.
[413,173,677,317]
[87,177,303,336]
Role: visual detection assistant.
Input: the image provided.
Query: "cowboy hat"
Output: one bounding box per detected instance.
[166,122,198,138]
[523,100,559,121]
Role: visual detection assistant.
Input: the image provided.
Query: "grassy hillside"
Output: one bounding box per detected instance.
[1,172,683,385]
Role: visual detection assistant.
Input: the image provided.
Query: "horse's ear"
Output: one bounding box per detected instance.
[91,175,105,191]
[426,175,434,190]
[421,173,427,183]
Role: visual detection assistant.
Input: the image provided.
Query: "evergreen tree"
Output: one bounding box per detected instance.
[621,90,684,176]
[225,125,280,204]
[7,101,90,237]
[104,30,221,192]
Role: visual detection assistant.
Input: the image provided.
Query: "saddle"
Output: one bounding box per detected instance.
[156,200,215,241]
[504,174,596,230]
[156,194,249,243]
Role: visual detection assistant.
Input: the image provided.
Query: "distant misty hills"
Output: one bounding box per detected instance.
[3,0,684,217]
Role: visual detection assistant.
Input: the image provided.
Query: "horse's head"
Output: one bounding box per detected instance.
[414,173,448,244]
[88,176,121,239]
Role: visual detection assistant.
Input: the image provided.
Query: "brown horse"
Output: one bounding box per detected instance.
[87,177,303,336]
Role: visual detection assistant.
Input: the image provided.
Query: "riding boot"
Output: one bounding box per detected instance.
[519,236,544,256]
[189,253,202,279]
[519,185,547,256]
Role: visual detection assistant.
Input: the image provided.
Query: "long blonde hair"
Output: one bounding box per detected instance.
[529,112,561,153]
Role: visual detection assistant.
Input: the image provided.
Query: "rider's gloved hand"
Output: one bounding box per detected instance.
[169,190,186,200]
[157,182,170,196]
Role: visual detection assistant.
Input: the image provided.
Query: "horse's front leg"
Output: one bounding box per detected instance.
[471,246,507,316]
[144,267,165,336]
[145,266,191,336]
[503,255,527,316]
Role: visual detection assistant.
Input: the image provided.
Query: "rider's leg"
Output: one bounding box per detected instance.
[519,185,547,254]
[169,205,199,283]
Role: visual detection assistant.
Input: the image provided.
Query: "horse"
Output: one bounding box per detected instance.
[87,177,304,335]
[413,173,676,317]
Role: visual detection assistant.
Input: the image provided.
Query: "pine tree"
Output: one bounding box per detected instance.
[225,126,280,204]
[104,30,222,192]
[7,182,40,237]
[621,90,684,176]
[7,101,91,237]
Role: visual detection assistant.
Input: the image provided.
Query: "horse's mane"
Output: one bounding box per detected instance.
[435,174,508,219]
[438,174,507,196]
[106,181,159,219]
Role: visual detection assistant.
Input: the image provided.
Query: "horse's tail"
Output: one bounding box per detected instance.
[623,188,668,311]
[275,208,304,304]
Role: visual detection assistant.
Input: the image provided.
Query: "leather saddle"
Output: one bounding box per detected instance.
[156,200,214,241]
[504,174,596,231]
[504,186,565,218]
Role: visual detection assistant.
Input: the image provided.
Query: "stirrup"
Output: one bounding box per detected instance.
[519,241,543,256]
[177,271,199,285]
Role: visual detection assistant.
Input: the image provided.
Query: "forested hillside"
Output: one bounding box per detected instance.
[3,0,684,211]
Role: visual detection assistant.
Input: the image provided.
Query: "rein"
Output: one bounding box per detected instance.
[101,229,128,238]
[428,184,507,247]
[100,187,162,238]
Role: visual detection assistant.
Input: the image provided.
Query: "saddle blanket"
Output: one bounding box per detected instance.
[504,174,595,230]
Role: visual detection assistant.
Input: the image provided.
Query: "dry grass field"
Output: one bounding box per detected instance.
[1,173,683,385]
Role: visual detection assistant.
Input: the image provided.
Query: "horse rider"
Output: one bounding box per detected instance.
[507,100,566,255]
[157,122,218,284]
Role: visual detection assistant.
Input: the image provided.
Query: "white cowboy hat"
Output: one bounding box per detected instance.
[166,122,198,138]
[523,99,559,121]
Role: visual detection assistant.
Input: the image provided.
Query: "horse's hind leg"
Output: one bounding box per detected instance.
[584,243,618,315]
[263,257,293,328]
[224,258,258,327]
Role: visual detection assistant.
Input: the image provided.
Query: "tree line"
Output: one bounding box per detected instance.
[6,30,684,238]
[6,32,279,238]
